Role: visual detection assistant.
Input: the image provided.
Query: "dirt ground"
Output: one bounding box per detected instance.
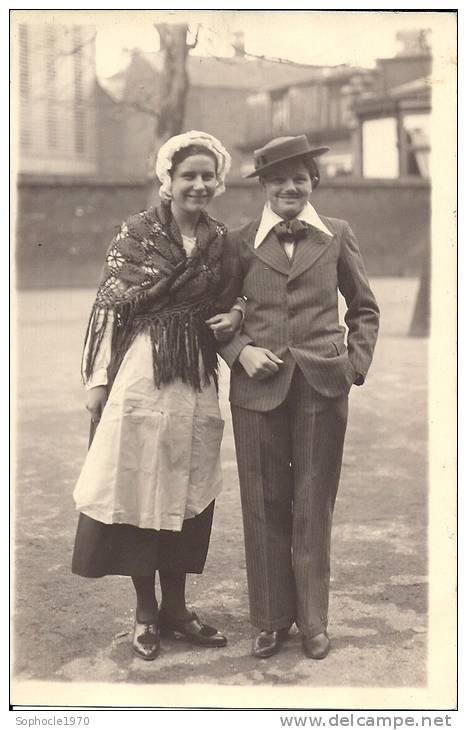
[12,279,429,704]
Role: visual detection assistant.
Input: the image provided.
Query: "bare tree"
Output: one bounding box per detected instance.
[155,22,198,141]
[409,248,430,337]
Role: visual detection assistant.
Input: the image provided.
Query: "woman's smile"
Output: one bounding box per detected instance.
[170,155,217,215]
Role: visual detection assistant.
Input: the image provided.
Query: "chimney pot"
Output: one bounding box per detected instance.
[233,31,245,57]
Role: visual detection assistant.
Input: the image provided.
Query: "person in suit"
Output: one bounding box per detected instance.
[210,135,380,660]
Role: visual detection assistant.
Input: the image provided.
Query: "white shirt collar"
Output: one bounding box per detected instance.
[254,201,332,249]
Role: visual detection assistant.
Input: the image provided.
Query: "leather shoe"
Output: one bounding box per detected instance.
[159,611,227,647]
[302,632,330,660]
[132,619,160,661]
[252,627,290,659]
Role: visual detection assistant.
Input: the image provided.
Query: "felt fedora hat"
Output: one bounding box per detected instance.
[245,135,329,178]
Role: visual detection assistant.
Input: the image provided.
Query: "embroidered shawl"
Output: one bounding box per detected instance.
[83,202,227,391]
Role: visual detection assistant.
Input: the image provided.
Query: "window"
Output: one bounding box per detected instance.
[19,25,29,98]
[323,154,353,178]
[362,117,399,178]
[328,88,341,128]
[45,25,58,149]
[73,26,86,154]
[19,24,30,150]
[271,92,290,135]
[402,113,430,178]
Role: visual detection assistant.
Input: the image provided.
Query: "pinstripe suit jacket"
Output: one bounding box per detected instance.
[218,215,380,411]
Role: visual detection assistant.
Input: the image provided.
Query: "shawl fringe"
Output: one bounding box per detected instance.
[83,298,218,392]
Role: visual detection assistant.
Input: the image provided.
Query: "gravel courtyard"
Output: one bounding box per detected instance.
[12,278,430,706]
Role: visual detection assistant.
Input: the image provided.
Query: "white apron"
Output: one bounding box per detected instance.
[73,330,224,532]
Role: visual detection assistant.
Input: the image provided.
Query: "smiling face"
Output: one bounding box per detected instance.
[170,154,217,216]
[260,159,312,219]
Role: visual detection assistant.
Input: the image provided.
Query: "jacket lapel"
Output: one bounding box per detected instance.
[242,220,290,276]
[288,226,334,282]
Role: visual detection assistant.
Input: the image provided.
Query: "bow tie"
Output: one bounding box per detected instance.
[273,218,309,244]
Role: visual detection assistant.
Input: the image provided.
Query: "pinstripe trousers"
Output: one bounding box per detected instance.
[231,367,348,638]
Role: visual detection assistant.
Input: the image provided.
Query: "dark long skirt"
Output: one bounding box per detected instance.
[71,501,215,578]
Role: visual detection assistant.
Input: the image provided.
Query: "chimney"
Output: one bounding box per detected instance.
[396,29,432,56]
[233,31,245,57]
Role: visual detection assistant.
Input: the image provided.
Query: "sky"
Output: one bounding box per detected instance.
[89,9,436,78]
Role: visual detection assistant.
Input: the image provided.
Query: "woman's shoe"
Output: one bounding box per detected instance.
[159,611,227,647]
[132,619,160,661]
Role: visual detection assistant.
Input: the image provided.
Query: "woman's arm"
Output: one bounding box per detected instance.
[206,299,245,342]
[206,231,246,341]
[82,308,113,422]
[83,308,113,389]
[214,230,245,312]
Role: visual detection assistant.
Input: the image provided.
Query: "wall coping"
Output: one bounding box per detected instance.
[226,176,431,190]
[16,174,150,188]
[16,173,431,191]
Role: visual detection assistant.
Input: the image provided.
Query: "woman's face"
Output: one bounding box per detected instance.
[170,154,217,214]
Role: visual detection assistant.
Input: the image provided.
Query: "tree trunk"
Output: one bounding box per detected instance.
[409,246,431,337]
[155,23,190,140]
[146,23,192,207]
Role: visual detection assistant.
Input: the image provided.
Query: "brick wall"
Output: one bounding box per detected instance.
[15,176,430,288]
[210,177,431,277]
[15,179,150,288]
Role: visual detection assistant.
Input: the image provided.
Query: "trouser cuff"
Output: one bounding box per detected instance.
[250,614,295,632]
[297,622,328,638]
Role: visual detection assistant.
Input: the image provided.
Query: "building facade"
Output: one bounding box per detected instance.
[241,67,376,178]
[96,48,341,182]
[16,20,97,178]
[240,29,432,181]
[14,25,432,289]
[354,50,431,179]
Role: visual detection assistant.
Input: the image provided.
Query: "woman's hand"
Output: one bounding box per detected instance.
[86,385,108,423]
[206,310,243,342]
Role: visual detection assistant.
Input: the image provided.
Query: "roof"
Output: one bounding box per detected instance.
[184,53,329,90]
[262,65,375,93]
[376,53,432,64]
[99,50,341,100]
[354,74,431,116]
[386,76,431,99]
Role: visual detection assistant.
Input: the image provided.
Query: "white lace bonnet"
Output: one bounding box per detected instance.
[155,130,232,201]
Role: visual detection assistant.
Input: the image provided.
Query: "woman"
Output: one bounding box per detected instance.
[72,131,242,661]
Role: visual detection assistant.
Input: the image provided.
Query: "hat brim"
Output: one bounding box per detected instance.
[244,146,329,178]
